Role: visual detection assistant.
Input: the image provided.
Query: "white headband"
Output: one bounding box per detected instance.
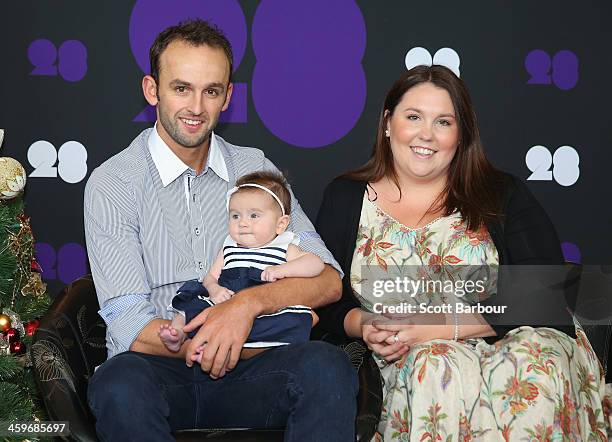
[226,183,286,216]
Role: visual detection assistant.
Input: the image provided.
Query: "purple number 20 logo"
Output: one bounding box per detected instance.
[35,242,88,284]
[128,0,366,148]
[525,49,578,90]
[561,242,581,264]
[28,39,88,82]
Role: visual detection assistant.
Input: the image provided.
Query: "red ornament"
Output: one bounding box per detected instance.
[6,328,19,343]
[31,259,42,273]
[9,340,25,355]
[25,319,40,336]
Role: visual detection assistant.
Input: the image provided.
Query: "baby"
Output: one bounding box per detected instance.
[159,171,324,359]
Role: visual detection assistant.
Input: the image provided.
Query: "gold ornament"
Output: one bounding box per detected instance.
[0,312,11,332]
[21,272,46,297]
[0,157,26,200]
[0,131,26,200]
[3,308,24,336]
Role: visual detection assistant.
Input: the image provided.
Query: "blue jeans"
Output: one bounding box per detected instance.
[88,341,358,441]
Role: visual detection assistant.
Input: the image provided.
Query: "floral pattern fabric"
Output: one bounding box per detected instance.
[350,194,610,441]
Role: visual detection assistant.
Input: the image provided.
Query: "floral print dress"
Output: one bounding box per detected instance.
[350,194,610,441]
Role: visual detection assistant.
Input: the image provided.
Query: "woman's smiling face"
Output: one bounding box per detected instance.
[386,82,460,183]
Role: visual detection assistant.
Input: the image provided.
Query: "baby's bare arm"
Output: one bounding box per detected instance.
[203,250,234,302]
[266,244,325,279]
[203,250,225,291]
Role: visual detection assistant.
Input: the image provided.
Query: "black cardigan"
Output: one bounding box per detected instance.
[312,175,576,343]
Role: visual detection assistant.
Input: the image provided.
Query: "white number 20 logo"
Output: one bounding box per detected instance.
[525,145,579,187]
[28,140,88,183]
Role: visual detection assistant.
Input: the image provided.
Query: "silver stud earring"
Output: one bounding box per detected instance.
[385,129,390,137]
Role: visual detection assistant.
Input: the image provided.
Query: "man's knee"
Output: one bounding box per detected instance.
[88,352,163,417]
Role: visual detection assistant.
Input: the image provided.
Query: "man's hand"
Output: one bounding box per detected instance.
[183,294,257,378]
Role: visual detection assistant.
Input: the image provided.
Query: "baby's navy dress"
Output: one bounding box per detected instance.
[172,232,313,347]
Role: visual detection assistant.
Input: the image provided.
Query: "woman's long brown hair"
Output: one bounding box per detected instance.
[343,65,506,230]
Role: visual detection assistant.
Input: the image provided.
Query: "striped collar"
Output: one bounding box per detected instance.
[148,123,230,187]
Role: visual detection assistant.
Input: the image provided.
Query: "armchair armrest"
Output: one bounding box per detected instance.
[319,334,383,441]
[31,276,106,442]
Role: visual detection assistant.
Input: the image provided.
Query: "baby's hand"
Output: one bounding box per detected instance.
[209,285,234,303]
[261,265,286,282]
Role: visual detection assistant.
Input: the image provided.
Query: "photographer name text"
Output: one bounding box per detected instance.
[372,302,507,314]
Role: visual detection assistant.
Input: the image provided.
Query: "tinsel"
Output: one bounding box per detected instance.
[0,130,51,438]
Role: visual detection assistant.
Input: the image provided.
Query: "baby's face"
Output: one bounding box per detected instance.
[228,190,286,248]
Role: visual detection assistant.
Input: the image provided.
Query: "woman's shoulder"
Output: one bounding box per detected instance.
[322,176,368,201]
[495,171,541,211]
[316,176,367,230]
[329,175,367,188]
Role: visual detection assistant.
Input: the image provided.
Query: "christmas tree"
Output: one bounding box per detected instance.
[0,129,51,439]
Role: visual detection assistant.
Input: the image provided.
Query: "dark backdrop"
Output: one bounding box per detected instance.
[0,0,610,297]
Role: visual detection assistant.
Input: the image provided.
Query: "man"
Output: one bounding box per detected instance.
[85,20,357,441]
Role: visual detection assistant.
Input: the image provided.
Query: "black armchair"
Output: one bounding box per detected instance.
[31,276,383,441]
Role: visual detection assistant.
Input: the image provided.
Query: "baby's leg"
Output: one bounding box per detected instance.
[240,348,268,359]
[187,345,267,363]
[186,308,318,362]
[240,310,318,358]
[238,309,318,360]
[310,310,319,327]
[159,314,186,352]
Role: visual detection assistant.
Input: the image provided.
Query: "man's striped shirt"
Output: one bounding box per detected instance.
[84,127,340,359]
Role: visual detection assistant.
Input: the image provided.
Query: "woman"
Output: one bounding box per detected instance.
[314,66,608,441]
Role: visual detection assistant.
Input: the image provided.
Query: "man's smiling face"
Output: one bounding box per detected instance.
[154,40,233,151]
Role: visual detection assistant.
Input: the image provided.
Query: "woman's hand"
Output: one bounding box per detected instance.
[376,323,452,347]
[362,323,393,349]
[362,323,409,362]
[367,312,452,361]
[346,308,413,363]
[359,311,411,363]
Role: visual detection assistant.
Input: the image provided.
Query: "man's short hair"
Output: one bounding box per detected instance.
[235,171,292,216]
[149,19,233,84]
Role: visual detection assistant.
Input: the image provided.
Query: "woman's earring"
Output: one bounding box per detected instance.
[385,129,390,137]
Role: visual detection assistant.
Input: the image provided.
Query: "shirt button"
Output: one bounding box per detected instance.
[198,261,204,270]
[194,227,200,235]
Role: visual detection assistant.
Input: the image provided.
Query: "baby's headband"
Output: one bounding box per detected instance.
[226,183,286,216]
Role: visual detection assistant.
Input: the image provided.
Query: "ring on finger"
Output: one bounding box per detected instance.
[393,332,400,343]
